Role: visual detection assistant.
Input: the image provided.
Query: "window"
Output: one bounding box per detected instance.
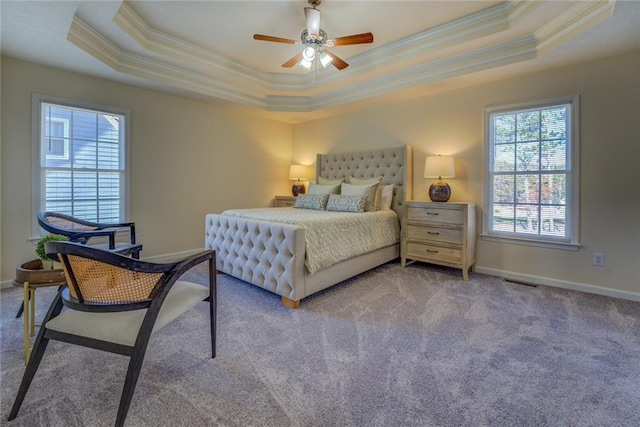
[33,94,130,235]
[483,96,579,249]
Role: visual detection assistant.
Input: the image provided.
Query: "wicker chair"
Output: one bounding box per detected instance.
[7,241,217,427]
[37,211,143,258]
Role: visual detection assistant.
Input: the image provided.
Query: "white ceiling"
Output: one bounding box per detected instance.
[2,1,639,123]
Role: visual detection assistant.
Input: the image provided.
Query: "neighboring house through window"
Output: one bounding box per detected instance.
[483,95,579,250]
[32,94,130,236]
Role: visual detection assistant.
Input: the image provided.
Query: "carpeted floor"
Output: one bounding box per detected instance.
[1,261,639,426]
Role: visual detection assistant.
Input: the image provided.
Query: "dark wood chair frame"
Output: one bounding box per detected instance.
[14,212,143,320]
[37,211,143,259]
[8,241,216,427]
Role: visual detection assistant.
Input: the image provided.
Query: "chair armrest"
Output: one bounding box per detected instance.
[69,230,117,249]
[95,222,136,245]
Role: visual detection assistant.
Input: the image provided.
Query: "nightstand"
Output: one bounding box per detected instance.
[274,196,296,207]
[401,201,476,280]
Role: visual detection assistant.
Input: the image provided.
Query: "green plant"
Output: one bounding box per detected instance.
[35,233,68,261]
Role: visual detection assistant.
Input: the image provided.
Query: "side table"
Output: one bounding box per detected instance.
[274,196,296,207]
[12,278,65,364]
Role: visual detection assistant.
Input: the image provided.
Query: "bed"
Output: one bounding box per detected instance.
[205,145,413,307]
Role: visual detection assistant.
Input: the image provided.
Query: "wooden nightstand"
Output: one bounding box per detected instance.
[274,196,296,207]
[401,201,476,280]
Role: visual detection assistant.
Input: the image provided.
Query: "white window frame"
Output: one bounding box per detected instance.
[482,95,580,251]
[31,94,131,238]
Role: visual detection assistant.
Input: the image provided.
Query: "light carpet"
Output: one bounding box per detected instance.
[1,262,639,426]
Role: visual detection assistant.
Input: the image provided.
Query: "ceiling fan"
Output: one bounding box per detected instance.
[253,0,374,71]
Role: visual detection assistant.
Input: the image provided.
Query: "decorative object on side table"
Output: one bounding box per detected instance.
[14,234,68,363]
[289,164,308,196]
[424,155,455,202]
[35,233,68,269]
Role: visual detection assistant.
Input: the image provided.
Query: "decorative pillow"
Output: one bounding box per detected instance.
[340,182,378,212]
[307,183,341,195]
[326,194,366,213]
[350,176,383,209]
[349,176,382,185]
[318,177,345,185]
[294,194,329,210]
[379,184,395,210]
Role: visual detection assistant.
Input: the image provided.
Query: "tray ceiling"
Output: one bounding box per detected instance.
[2,1,638,123]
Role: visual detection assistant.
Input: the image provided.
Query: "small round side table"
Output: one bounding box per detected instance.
[12,278,65,364]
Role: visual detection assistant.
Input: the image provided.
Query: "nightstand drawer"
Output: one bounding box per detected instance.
[406,242,462,263]
[407,206,462,224]
[274,196,296,207]
[406,224,462,244]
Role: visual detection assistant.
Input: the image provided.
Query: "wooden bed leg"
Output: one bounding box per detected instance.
[281,297,300,309]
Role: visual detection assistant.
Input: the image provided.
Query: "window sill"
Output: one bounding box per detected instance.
[480,233,581,251]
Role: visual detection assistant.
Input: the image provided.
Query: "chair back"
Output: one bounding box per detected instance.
[45,241,174,311]
[38,212,99,242]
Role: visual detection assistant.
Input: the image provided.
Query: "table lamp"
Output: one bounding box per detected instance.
[289,165,308,196]
[424,155,455,202]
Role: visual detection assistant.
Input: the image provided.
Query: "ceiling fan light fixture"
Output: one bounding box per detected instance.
[300,58,313,69]
[302,46,316,61]
[319,52,332,68]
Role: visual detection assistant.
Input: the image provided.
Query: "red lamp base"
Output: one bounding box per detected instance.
[292,182,306,196]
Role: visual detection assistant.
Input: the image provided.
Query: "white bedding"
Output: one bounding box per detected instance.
[221,208,400,274]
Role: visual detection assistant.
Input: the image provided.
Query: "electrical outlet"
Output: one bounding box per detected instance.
[593,252,604,267]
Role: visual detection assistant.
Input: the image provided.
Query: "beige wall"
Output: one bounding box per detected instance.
[1,57,293,282]
[3,53,639,299]
[293,53,640,299]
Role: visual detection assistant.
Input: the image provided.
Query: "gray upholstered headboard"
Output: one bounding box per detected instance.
[316,145,413,223]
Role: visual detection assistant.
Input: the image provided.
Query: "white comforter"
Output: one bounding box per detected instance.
[221,208,400,274]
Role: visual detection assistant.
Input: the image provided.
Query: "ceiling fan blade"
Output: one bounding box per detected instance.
[330,32,374,46]
[304,7,321,37]
[253,34,298,45]
[282,52,304,68]
[323,50,349,70]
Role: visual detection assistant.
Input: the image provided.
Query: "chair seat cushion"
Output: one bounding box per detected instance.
[45,281,209,347]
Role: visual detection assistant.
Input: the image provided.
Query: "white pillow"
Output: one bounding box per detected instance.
[379,184,395,210]
[350,176,383,209]
[349,176,382,185]
[308,183,340,195]
[340,182,378,212]
[318,177,345,185]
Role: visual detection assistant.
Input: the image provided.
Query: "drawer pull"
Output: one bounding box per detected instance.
[426,212,439,215]
[425,249,439,254]
[427,231,440,235]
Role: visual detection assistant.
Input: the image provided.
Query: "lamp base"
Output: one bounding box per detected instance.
[292,183,306,196]
[429,181,451,202]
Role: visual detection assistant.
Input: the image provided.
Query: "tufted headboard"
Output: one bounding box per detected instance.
[316,145,413,223]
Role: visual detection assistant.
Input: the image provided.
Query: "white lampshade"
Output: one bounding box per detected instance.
[424,156,455,179]
[289,165,308,181]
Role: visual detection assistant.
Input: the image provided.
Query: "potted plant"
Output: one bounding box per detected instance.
[35,233,68,269]
[15,234,68,285]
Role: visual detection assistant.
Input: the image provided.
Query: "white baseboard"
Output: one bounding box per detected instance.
[0,248,206,290]
[475,266,640,302]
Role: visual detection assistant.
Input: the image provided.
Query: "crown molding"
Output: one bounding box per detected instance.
[304,37,539,112]
[535,0,615,56]
[113,3,272,91]
[67,0,616,113]
[68,16,267,107]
